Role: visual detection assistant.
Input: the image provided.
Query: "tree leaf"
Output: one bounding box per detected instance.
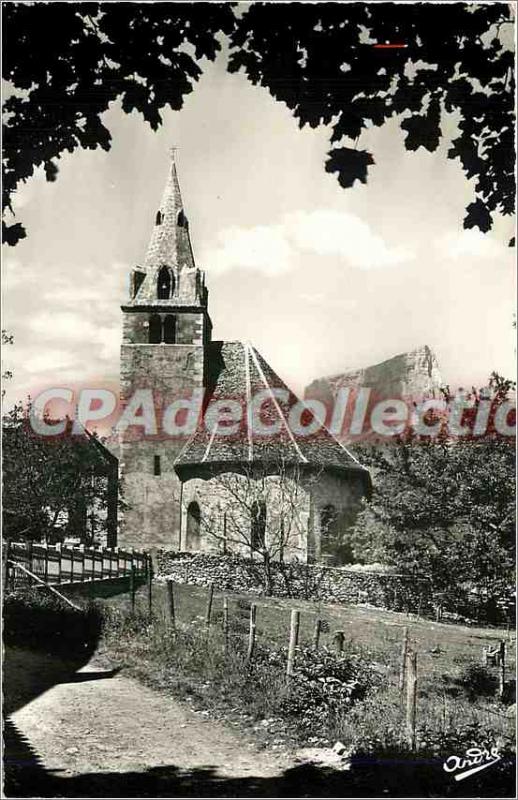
[325,147,375,188]
[463,199,493,233]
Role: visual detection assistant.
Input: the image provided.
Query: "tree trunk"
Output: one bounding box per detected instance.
[263,553,273,596]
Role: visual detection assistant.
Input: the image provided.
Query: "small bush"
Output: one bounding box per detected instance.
[256,644,376,730]
[457,663,498,700]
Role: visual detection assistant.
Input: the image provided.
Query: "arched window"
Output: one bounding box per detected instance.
[250,501,266,552]
[155,210,163,226]
[177,209,187,228]
[149,314,162,344]
[163,315,176,344]
[157,266,174,299]
[186,501,201,551]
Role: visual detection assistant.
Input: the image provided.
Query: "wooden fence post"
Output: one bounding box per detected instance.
[27,540,33,576]
[79,545,85,582]
[147,555,153,619]
[286,609,300,678]
[130,565,136,614]
[205,582,214,633]
[247,603,257,661]
[313,618,322,650]
[166,579,176,638]
[333,630,345,653]
[56,543,62,584]
[499,640,506,701]
[405,651,418,750]
[399,626,409,691]
[223,597,229,654]
[4,540,11,590]
[43,542,49,584]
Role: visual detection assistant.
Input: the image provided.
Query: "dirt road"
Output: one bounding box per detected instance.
[7,650,302,797]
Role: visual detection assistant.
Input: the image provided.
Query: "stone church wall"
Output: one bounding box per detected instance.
[120,342,205,396]
[119,341,205,551]
[180,471,312,560]
[118,441,183,551]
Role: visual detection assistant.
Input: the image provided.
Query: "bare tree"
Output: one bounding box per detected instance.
[183,457,324,596]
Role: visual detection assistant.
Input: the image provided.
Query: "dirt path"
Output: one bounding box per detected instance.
[9,651,294,787]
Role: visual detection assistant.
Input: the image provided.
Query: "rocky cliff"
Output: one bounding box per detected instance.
[306,345,443,404]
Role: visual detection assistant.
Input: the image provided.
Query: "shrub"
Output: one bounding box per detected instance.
[457,663,498,700]
[257,644,376,729]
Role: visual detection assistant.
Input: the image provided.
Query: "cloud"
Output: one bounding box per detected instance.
[42,262,127,307]
[439,230,504,259]
[23,349,79,375]
[29,311,100,341]
[298,291,326,304]
[2,258,32,290]
[28,310,120,362]
[200,209,413,275]
[286,210,414,268]
[205,224,293,276]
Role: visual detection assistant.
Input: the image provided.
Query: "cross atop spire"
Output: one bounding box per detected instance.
[143,150,195,271]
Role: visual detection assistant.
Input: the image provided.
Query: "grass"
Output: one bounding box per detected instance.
[98,580,516,755]
[103,579,516,679]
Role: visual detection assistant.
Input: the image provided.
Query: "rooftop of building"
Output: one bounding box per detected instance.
[174,340,369,479]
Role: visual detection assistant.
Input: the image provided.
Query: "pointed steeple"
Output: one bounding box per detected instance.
[144,148,195,272]
[125,150,209,310]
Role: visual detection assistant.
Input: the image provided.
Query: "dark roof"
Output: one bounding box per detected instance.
[175,341,368,477]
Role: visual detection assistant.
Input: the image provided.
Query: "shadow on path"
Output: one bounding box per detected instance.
[3,644,515,799]
[4,715,515,799]
[3,648,119,717]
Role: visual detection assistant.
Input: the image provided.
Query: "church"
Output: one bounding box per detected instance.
[118,154,370,564]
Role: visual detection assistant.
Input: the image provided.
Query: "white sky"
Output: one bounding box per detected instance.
[2,48,516,407]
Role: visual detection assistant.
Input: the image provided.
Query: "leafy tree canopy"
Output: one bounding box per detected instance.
[2,2,236,244]
[2,402,118,544]
[350,375,516,614]
[229,2,515,237]
[3,2,515,245]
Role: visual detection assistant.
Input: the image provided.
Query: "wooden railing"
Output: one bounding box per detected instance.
[3,540,148,589]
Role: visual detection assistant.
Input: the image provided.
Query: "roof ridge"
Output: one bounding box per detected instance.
[251,347,364,466]
[248,344,308,464]
[174,340,369,476]
[201,422,218,463]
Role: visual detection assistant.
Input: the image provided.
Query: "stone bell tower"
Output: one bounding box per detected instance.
[119,151,212,550]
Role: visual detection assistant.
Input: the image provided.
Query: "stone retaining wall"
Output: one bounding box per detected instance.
[155,551,433,612]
